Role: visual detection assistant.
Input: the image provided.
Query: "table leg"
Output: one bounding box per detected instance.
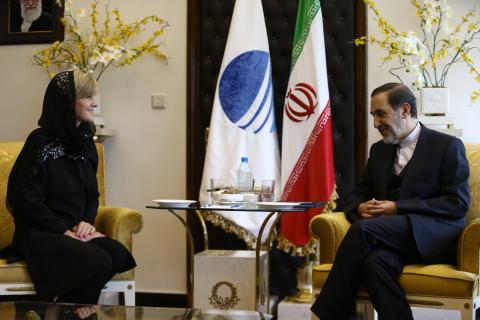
[193,210,209,250]
[255,211,282,312]
[167,209,196,307]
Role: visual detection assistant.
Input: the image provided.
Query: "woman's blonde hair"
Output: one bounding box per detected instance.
[73,70,98,100]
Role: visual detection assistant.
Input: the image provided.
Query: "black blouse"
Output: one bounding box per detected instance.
[13,129,99,234]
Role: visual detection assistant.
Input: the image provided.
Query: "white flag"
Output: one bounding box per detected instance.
[199,0,280,246]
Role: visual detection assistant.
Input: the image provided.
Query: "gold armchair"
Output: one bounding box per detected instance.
[0,142,143,305]
[310,143,480,320]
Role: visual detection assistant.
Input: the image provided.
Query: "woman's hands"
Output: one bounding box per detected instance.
[73,221,96,239]
[64,221,105,242]
[74,306,98,319]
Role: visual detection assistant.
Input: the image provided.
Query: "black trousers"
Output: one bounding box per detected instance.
[57,237,130,304]
[311,215,421,320]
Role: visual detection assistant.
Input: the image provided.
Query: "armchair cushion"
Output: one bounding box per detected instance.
[313,263,478,299]
[0,260,31,283]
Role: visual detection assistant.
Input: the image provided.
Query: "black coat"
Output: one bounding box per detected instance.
[345,124,470,263]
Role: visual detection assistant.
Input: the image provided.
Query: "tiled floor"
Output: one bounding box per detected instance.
[411,307,459,320]
[278,299,465,320]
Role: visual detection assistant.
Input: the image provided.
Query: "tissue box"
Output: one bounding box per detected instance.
[194,250,268,312]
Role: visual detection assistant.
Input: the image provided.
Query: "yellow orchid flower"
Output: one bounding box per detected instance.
[354,0,480,103]
[32,0,169,81]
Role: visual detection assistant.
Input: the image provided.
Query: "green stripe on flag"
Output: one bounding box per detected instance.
[290,0,320,70]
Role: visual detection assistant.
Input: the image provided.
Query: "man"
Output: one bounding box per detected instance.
[311,83,470,320]
[9,0,53,33]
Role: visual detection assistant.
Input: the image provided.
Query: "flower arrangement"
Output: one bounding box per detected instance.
[355,0,480,102]
[33,0,169,81]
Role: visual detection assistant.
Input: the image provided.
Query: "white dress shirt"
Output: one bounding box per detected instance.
[393,122,421,175]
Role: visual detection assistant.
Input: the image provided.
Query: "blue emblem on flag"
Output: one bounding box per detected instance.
[219,50,275,133]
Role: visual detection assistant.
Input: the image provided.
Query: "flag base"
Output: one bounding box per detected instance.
[288,250,314,304]
[287,287,313,304]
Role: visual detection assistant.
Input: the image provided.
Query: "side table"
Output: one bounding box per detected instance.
[146,201,323,311]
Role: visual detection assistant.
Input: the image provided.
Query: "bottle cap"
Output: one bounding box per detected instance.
[241,156,248,163]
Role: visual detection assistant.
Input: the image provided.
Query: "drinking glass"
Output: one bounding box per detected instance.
[243,193,258,209]
[209,178,224,204]
[261,179,275,202]
[210,178,224,191]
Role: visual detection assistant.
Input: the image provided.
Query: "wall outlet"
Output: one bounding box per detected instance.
[151,94,166,109]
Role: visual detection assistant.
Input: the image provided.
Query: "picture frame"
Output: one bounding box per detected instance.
[0,0,64,45]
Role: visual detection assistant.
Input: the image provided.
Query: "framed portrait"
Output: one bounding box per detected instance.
[0,0,64,45]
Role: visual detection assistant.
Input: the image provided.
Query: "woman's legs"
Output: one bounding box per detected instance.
[57,249,111,304]
[87,237,130,278]
[57,237,130,304]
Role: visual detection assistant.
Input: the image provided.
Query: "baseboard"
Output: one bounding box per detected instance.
[135,292,187,308]
[0,294,38,302]
[0,292,187,308]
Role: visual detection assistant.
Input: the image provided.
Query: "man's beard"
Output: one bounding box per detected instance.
[20,2,42,32]
[379,116,404,145]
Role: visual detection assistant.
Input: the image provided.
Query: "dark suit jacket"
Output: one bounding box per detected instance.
[345,124,470,263]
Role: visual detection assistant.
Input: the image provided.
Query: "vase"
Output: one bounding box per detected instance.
[420,87,449,116]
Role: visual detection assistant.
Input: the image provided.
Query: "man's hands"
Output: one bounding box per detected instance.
[64,221,105,242]
[358,198,397,219]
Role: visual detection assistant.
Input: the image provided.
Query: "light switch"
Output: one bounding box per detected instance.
[151,94,166,109]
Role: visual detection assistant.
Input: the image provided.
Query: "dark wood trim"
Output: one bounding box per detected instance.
[355,0,368,175]
[186,1,202,204]
[185,0,201,308]
[136,292,187,308]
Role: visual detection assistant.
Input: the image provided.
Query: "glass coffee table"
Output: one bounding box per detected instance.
[146,201,324,311]
[0,300,272,319]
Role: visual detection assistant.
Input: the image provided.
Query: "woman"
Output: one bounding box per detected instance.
[3,70,136,304]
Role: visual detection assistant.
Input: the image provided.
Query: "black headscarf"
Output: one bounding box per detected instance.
[38,71,94,154]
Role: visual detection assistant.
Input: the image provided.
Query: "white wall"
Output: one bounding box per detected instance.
[0,0,187,294]
[367,0,480,148]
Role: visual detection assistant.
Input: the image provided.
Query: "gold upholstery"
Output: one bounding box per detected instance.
[310,143,480,318]
[0,142,143,299]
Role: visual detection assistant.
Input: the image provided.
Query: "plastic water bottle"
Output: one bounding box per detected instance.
[237,157,252,191]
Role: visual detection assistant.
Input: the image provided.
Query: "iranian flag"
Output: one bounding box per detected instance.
[280,0,336,247]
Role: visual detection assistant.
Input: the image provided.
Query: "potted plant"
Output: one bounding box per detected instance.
[32,0,169,126]
[356,0,480,115]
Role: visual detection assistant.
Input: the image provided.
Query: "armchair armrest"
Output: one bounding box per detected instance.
[95,206,143,251]
[457,218,480,274]
[309,212,351,264]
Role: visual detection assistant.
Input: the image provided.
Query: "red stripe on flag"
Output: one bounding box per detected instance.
[280,102,335,246]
